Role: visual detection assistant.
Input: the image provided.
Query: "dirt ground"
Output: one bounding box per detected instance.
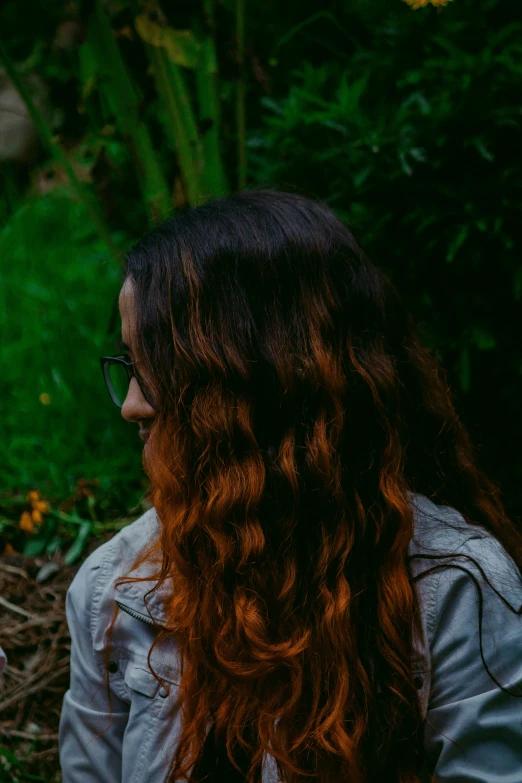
[0,533,114,783]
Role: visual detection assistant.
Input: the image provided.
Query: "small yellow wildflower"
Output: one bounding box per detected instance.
[403,0,452,8]
[3,542,15,556]
[19,490,50,534]
[39,393,51,405]
[20,510,35,534]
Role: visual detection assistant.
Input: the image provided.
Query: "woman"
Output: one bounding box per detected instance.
[59,189,522,783]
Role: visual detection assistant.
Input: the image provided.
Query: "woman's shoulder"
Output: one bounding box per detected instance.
[408,490,488,559]
[408,491,522,612]
[65,506,161,624]
[409,495,522,777]
[76,506,159,574]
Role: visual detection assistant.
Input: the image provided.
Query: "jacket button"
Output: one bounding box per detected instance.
[159,686,169,698]
[108,661,119,674]
[414,676,423,689]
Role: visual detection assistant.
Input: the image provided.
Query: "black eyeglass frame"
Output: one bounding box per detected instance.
[99,355,157,409]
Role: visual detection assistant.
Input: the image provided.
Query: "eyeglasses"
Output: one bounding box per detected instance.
[99,355,157,409]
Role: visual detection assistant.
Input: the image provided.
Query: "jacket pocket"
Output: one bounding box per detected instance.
[121,661,174,783]
[124,663,163,699]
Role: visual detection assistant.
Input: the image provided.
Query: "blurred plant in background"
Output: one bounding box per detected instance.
[1,0,521,569]
[403,0,453,8]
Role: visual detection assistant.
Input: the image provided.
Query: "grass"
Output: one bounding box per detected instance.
[1,188,149,555]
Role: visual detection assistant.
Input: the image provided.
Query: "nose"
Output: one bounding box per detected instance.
[121,377,156,424]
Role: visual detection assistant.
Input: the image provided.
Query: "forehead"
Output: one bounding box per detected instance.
[119,279,135,339]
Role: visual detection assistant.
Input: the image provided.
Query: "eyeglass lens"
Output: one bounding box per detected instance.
[107,362,131,407]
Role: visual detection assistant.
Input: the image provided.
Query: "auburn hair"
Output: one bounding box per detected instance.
[102,189,522,782]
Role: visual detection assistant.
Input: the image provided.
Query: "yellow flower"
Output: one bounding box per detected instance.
[20,511,35,534]
[403,0,451,7]
[39,393,51,405]
[34,500,50,514]
[32,509,43,525]
[21,490,50,532]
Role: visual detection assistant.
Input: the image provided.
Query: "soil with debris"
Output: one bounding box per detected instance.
[0,532,115,783]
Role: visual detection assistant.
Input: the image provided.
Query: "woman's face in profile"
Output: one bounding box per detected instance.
[118,278,156,443]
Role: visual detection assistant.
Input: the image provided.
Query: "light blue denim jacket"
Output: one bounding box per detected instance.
[58,493,522,782]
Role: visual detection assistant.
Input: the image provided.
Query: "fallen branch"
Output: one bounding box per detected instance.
[0,662,70,714]
[0,595,39,620]
[0,729,59,741]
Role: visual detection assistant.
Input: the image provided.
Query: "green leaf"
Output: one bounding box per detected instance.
[22,515,56,557]
[0,518,17,533]
[78,41,98,99]
[260,97,285,115]
[198,34,218,76]
[398,150,412,177]
[337,72,369,116]
[353,167,371,188]
[23,534,48,557]
[0,747,24,767]
[446,225,469,263]
[136,15,201,69]
[473,138,494,162]
[46,536,64,555]
[64,520,93,565]
[471,326,496,350]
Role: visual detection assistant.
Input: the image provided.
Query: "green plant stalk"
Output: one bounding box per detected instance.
[87,0,172,221]
[48,507,89,526]
[0,42,120,261]
[168,61,209,199]
[195,1,229,198]
[146,43,205,206]
[236,0,246,190]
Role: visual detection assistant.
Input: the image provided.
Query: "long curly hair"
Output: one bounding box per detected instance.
[103,189,522,783]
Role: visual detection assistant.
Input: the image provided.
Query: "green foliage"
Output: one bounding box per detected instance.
[0,192,147,516]
[84,0,172,220]
[246,0,522,510]
[0,744,53,782]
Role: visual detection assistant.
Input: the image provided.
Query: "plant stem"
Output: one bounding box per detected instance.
[146,43,205,205]
[195,0,229,198]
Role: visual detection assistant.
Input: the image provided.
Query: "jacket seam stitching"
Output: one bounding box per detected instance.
[90,534,121,656]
